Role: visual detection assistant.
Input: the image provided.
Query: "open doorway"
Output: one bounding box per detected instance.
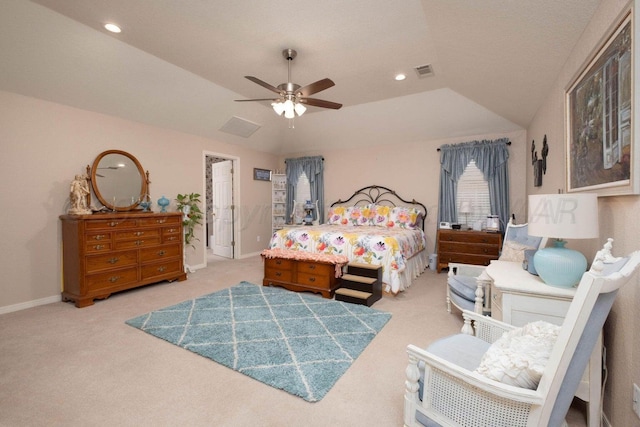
[204,152,238,264]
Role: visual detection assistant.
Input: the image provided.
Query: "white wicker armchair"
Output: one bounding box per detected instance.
[446,219,547,315]
[406,240,640,427]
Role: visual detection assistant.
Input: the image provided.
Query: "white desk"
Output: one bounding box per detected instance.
[486,260,601,427]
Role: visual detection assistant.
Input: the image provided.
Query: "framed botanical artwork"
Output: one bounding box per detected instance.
[253,168,272,181]
[566,9,639,196]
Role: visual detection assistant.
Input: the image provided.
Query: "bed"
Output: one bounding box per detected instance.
[267,185,428,294]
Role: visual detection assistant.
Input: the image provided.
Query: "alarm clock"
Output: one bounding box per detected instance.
[439,221,451,229]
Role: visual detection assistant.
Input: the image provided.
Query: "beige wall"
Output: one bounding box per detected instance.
[527,0,640,424]
[0,90,277,310]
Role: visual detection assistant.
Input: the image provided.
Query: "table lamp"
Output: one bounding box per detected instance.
[528,194,599,287]
[459,201,471,229]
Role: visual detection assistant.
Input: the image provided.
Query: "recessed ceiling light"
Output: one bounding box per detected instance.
[104,23,122,33]
[395,73,406,81]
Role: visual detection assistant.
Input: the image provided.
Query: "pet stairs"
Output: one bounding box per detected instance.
[334,263,382,306]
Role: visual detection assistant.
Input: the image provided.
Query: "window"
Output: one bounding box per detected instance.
[291,171,311,223]
[457,160,490,226]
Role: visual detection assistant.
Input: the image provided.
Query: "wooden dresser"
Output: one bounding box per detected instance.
[60,212,187,307]
[263,256,343,299]
[436,229,502,272]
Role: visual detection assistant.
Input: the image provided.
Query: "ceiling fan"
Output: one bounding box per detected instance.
[235,48,342,119]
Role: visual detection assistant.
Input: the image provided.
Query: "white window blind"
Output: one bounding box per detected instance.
[457,160,490,226]
[295,172,311,203]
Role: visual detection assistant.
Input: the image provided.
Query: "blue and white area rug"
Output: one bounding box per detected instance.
[126,281,391,402]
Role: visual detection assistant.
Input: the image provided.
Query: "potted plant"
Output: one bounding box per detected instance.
[175,193,203,249]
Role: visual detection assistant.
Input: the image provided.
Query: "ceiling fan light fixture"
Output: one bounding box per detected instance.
[294,102,306,116]
[272,101,285,116]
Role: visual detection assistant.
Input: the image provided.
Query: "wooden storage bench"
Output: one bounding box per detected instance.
[261,249,349,298]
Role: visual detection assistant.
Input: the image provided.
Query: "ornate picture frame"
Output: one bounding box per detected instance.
[565,10,638,196]
[253,168,272,181]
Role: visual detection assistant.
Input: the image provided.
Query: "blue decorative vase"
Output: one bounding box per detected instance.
[157,195,170,212]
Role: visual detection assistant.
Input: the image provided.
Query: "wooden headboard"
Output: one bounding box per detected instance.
[330,185,427,231]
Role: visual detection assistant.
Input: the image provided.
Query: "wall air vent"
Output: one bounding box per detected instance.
[219,116,261,138]
[414,64,434,78]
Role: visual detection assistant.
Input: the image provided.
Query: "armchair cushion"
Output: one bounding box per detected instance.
[447,275,479,301]
[475,321,560,389]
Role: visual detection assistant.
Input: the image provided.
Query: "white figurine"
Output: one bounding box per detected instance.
[68,174,92,215]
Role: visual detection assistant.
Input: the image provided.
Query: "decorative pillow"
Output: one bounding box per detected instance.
[370,204,391,227]
[386,207,421,229]
[475,321,560,389]
[327,206,348,225]
[345,204,375,226]
[499,240,535,263]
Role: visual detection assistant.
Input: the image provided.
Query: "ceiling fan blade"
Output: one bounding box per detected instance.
[297,78,335,97]
[234,98,279,102]
[299,97,342,110]
[245,76,283,95]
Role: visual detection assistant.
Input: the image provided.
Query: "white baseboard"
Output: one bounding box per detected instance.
[0,295,61,315]
[239,251,262,259]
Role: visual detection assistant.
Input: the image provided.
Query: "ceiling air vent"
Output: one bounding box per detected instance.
[414,64,434,78]
[219,116,261,138]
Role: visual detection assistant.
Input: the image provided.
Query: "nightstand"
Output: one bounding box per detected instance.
[436,229,502,272]
[486,260,601,427]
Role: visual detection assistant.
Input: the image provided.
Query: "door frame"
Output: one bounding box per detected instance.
[203,151,240,265]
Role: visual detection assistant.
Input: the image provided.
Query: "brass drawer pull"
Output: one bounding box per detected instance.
[157,266,166,272]
[308,265,316,270]
[135,231,144,236]
[108,221,119,227]
[156,219,167,224]
[158,250,166,256]
[168,228,177,233]
[275,272,282,276]
[276,260,282,265]
[108,276,120,283]
[309,277,316,282]
[135,240,144,246]
[107,257,119,264]
[166,236,176,241]
[93,234,106,240]
[93,245,105,250]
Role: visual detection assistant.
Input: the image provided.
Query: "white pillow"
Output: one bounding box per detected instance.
[475,321,560,389]
[499,240,534,263]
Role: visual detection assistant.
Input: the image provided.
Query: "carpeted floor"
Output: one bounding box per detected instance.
[126,281,391,402]
[0,255,588,426]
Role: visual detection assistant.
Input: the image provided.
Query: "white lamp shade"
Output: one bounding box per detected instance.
[294,102,306,116]
[459,201,471,214]
[528,194,599,239]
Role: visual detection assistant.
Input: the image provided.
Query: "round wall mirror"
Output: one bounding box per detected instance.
[90,150,148,211]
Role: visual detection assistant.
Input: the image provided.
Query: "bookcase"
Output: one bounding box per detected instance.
[271,174,287,233]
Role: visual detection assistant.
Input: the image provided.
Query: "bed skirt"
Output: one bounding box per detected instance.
[390,250,428,293]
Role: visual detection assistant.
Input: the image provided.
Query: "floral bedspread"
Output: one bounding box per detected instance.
[268,224,427,293]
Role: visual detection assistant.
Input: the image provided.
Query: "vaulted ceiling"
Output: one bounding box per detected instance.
[1,0,601,154]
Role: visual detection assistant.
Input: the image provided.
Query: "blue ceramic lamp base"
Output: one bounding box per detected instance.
[533,240,587,288]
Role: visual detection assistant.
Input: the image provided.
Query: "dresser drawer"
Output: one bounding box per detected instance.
[265,268,293,282]
[141,260,182,280]
[114,237,161,249]
[297,261,332,277]
[439,231,501,244]
[85,250,137,273]
[86,232,111,242]
[85,241,113,253]
[84,219,137,230]
[140,244,181,262]
[138,216,181,227]
[439,252,495,266]
[162,225,181,236]
[86,267,138,291]
[264,258,293,271]
[115,229,161,240]
[439,241,500,256]
[297,272,331,289]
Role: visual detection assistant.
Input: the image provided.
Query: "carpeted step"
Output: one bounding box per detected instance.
[347,263,383,281]
[340,274,377,284]
[334,287,374,306]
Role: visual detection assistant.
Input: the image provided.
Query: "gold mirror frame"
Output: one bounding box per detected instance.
[89,150,149,212]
